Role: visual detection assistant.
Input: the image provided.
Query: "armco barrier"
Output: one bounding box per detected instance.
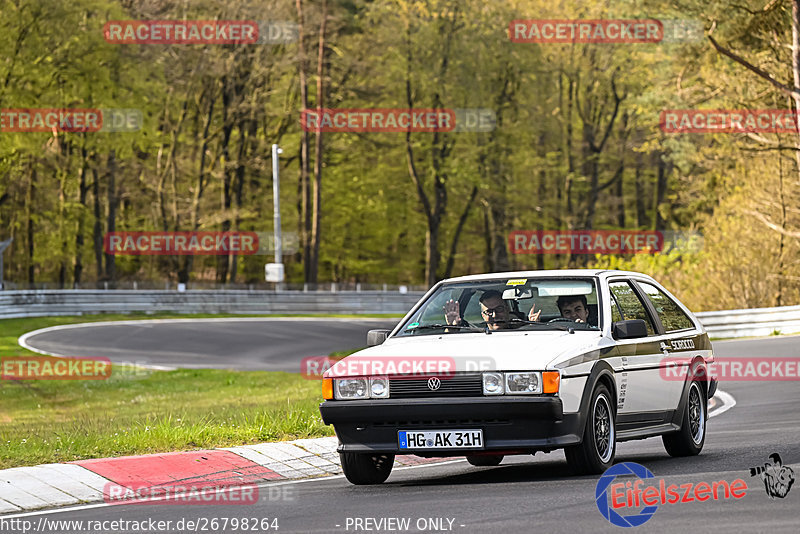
[0,290,426,319]
[0,290,798,338]
[695,305,800,339]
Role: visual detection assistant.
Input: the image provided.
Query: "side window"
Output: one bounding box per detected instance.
[608,281,656,335]
[638,282,694,332]
[609,293,623,323]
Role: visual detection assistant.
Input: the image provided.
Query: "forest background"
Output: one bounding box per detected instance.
[1,0,799,312]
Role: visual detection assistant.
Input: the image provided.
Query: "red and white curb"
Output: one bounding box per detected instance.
[0,390,735,515]
[0,437,449,515]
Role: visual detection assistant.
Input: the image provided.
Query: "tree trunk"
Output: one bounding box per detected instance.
[73,144,89,286]
[634,155,647,228]
[791,0,800,178]
[296,0,313,284]
[104,150,118,284]
[179,92,215,284]
[217,83,234,285]
[652,156,667,231]
[309,0,328,284]
[92,166,103,282]
[443,185,478,278]
[26,165,35,286]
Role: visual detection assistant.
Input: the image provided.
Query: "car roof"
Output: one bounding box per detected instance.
[440,269,656,284]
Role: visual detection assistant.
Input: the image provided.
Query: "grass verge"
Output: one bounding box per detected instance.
[0,314,379,469]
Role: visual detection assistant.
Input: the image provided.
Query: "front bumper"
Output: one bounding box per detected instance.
[319,396,583,455]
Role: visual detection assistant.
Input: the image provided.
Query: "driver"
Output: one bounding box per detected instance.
[444,290,539,331]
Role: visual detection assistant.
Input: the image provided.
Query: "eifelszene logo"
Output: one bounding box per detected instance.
[595,462,748,527]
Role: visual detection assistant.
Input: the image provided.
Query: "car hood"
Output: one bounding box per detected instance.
[325,330,603,377]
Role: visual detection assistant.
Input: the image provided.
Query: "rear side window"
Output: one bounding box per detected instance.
[608,281,655,335]
[638,282,694,332]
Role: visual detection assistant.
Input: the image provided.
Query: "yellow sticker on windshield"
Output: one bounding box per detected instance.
[506,279,527,286]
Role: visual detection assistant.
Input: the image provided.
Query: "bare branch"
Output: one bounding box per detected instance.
[746,209,800,238]
[707,34,800,97]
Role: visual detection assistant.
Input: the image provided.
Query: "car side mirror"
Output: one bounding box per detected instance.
[367,329,391,347]
[612,320,648,339]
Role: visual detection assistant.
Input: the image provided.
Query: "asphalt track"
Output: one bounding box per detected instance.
[20,318,400,371]
[9,327,800,533]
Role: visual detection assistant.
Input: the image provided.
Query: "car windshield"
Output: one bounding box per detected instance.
[396,277,601,336]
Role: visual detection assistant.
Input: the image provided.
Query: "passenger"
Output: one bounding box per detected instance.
[528,294,591,325]
[555,295,590,324]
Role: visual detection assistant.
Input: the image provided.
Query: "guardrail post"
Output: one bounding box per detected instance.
[331,283,336,293]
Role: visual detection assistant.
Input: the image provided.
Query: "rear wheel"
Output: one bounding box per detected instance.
[663,380,706,457]
[340,452,394,485]
[565,384,615,475]
[466,454,504,467]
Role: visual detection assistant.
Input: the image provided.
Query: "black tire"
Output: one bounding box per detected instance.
[466,454,504,467]
[340,452,394,485]
[663,380,706,457]
[565,383,616,475]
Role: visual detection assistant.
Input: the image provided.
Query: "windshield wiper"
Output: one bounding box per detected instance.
[508,319,575,333]
[406,324,482,332]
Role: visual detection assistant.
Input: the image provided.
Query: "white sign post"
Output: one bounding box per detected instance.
[266,144,285,287]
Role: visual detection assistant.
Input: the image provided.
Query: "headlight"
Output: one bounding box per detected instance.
[334,378,369,400]
[505,372,542,394]
[482,372,504,395]
[369,376,389,398]
[333,377,390,399]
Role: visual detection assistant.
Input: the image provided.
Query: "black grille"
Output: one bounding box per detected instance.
[389,373,483,398]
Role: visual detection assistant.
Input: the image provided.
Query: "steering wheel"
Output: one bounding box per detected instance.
[547,317,573,324]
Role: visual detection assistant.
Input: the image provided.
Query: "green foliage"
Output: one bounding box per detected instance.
[0,0,798,307]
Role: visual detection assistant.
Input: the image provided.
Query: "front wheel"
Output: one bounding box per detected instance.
[565,384,616,475]
[340,452,394,485]
[663,380,706,457]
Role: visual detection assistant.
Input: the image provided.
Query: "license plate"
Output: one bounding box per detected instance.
[398,429,483,450]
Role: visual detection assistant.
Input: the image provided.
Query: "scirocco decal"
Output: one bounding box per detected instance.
[670,339,695,351]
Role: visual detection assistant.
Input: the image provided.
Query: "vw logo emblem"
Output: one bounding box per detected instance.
[427,377,441,391]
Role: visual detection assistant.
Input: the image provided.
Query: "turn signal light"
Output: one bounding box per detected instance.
[542,371,560,394]
[322,378,334,400]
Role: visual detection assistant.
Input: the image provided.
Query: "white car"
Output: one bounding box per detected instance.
[320,270,717,485]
